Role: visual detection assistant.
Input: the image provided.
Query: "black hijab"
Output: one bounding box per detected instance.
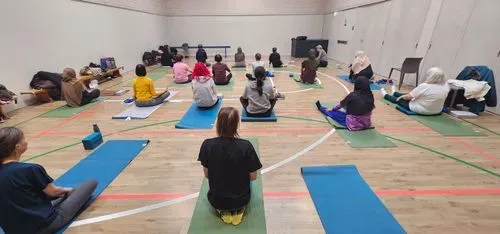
[340,76,375,115]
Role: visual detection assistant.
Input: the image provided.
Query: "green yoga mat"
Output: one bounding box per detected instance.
[216,77,235,91]
[42,97,108,118]
[231,67,247,71]
[379,98,482,136]
[148,72,169,81]
[326,117,395,148]
[188,138,266,234]
[292,74,322,89]
[271,67,289,71]
[410,115,482,136]
[151,66,172,73]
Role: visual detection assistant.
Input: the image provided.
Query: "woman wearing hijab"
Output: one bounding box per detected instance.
[316,76,375,131]
[161,45,174,67]
[192,61,218,108]
[316,45,328,67]
[61,68,101,108]
[300,49,319,84]
[0,84,17,123]
[234,47,246,67]
[349,51,374,82]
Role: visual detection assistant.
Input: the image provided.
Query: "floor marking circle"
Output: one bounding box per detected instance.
[69,66,350,228]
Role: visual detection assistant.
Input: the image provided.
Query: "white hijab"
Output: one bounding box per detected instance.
[352,51,371,74]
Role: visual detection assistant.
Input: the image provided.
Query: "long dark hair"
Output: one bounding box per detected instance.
[0,127,24,163]
[254,66,266,96]
[135,64,147,77]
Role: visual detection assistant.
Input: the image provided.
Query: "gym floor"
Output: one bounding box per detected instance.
[5,57,500,233]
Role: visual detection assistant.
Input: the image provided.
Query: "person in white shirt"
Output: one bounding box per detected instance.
[381,67,450,115]
[246,53,265,80]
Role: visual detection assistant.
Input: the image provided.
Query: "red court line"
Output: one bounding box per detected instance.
[97,188,500,200]
[449,137,500,165]
[40,128,331,136]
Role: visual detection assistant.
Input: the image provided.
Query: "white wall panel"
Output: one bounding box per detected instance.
[164,15,324,56]
[0,0,168,110]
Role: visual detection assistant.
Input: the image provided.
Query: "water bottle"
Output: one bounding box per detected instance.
[93,124,100,133]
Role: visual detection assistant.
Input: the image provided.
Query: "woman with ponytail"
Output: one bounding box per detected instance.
[240,66,279,117]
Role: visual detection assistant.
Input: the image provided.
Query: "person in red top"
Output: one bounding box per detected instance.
[212,54,233,85]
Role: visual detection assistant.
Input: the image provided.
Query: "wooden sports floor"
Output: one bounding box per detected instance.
[4,57,500,233]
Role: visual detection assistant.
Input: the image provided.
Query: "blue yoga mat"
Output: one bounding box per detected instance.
[301,165,406,234]
[175,98,223,129]
[54,140,148,233]
[241,109,277,122]
[338,75,382,90]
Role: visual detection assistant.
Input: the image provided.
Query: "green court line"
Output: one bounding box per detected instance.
[276,115,328,124]
[385,135,499,177]
[22,119,179,162]
[460,119,500,136]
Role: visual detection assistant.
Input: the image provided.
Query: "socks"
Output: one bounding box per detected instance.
[380,88,388,97]
[391,85,396,95]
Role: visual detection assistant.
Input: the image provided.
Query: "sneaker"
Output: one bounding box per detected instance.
[231,208,245,226]
[379,88,388,97]
[220,211,233,224]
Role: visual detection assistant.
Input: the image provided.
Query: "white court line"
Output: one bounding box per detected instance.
[69,66,350,228]
[69,128,336,228]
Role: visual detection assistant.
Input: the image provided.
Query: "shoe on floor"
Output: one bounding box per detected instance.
[231,208,245,226]
[220,211,232,224]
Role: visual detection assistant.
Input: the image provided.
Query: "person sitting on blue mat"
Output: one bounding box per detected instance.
[192,61,218,108]
[380,67,449,115]
[241,67,281,117]
[133,64,171,107]
[197,107,262,225]
[316,76,375,131]
[61,68,101,108]
[246,53,265,80]
[0,127,97,234]
[269,47,285,68]
[349,51,373,83]
[300,49,319,84]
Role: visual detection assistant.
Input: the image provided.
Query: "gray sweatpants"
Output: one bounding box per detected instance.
[38,179,98,234]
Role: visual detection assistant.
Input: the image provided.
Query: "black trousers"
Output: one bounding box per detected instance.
[81,89,100,106]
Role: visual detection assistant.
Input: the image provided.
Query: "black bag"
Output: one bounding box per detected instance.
[296,36,308,40]
[142,52,154,66]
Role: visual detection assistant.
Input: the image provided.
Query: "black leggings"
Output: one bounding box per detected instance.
[81,89,100,106]
[384,92,410,110]
[319,60,328,68]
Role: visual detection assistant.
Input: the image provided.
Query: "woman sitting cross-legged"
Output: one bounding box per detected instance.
[61,68,101,107]
[133,64,171,107]
[349,50,374,82]
[212,54,233,85]
[300,49,319,84]
[172,55,193,84]
[241,66,281,117]
[316,76,375,131]
[0,127,97,234]
[192,61,219,108]
[381,67,449,115]
[234,47,246,68]
[197,107,262,225]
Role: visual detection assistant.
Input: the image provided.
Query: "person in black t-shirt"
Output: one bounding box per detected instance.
[268,47,285,68]
[0,127,97,234]
[198,107,262,225]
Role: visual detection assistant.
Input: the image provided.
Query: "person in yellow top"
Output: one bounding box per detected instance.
[133,64,171,107]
